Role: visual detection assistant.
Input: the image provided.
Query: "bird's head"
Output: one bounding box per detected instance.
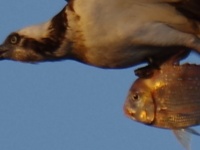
[0,6,70,63]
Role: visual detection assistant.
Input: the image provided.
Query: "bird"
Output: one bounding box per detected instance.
[0,0,200,69]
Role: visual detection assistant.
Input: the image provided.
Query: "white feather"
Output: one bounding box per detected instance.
[17,21,51,39]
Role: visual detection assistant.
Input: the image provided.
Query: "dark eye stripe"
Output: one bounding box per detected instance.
[21,37,61,57]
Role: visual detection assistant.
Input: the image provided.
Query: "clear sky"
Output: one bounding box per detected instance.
[0,1,200,150]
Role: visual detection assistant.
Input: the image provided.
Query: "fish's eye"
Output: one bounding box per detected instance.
[132,93,139,101]
[9,34,20,45]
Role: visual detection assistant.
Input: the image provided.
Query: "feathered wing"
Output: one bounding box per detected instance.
[154,0,200,35]
[176,0,200,20]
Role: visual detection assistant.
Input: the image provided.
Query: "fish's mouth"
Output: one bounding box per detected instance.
[124,107,136,119]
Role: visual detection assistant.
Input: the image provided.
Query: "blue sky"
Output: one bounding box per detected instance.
[0,1,200,150]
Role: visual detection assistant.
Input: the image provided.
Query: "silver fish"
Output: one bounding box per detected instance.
[124,60,200,150]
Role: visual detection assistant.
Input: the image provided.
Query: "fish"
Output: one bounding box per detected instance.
[124,57,200,150]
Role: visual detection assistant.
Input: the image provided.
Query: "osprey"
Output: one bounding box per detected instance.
[0,0,200,68]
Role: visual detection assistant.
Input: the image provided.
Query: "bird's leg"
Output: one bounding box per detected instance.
[134,57,160,78]
[134,49,190,78]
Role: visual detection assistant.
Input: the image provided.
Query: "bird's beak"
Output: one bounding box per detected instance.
[0,44,8,59]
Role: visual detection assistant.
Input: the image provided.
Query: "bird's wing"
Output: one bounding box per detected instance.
[155,0,200,35]
[170,0,200,21]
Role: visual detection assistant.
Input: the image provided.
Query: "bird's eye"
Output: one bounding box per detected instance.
[10,35,20,44]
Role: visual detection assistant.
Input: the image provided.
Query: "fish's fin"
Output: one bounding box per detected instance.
[173,129,191,150]
[185,128,200,136]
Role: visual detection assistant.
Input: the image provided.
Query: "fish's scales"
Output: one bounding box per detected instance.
[152,64,200,129]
